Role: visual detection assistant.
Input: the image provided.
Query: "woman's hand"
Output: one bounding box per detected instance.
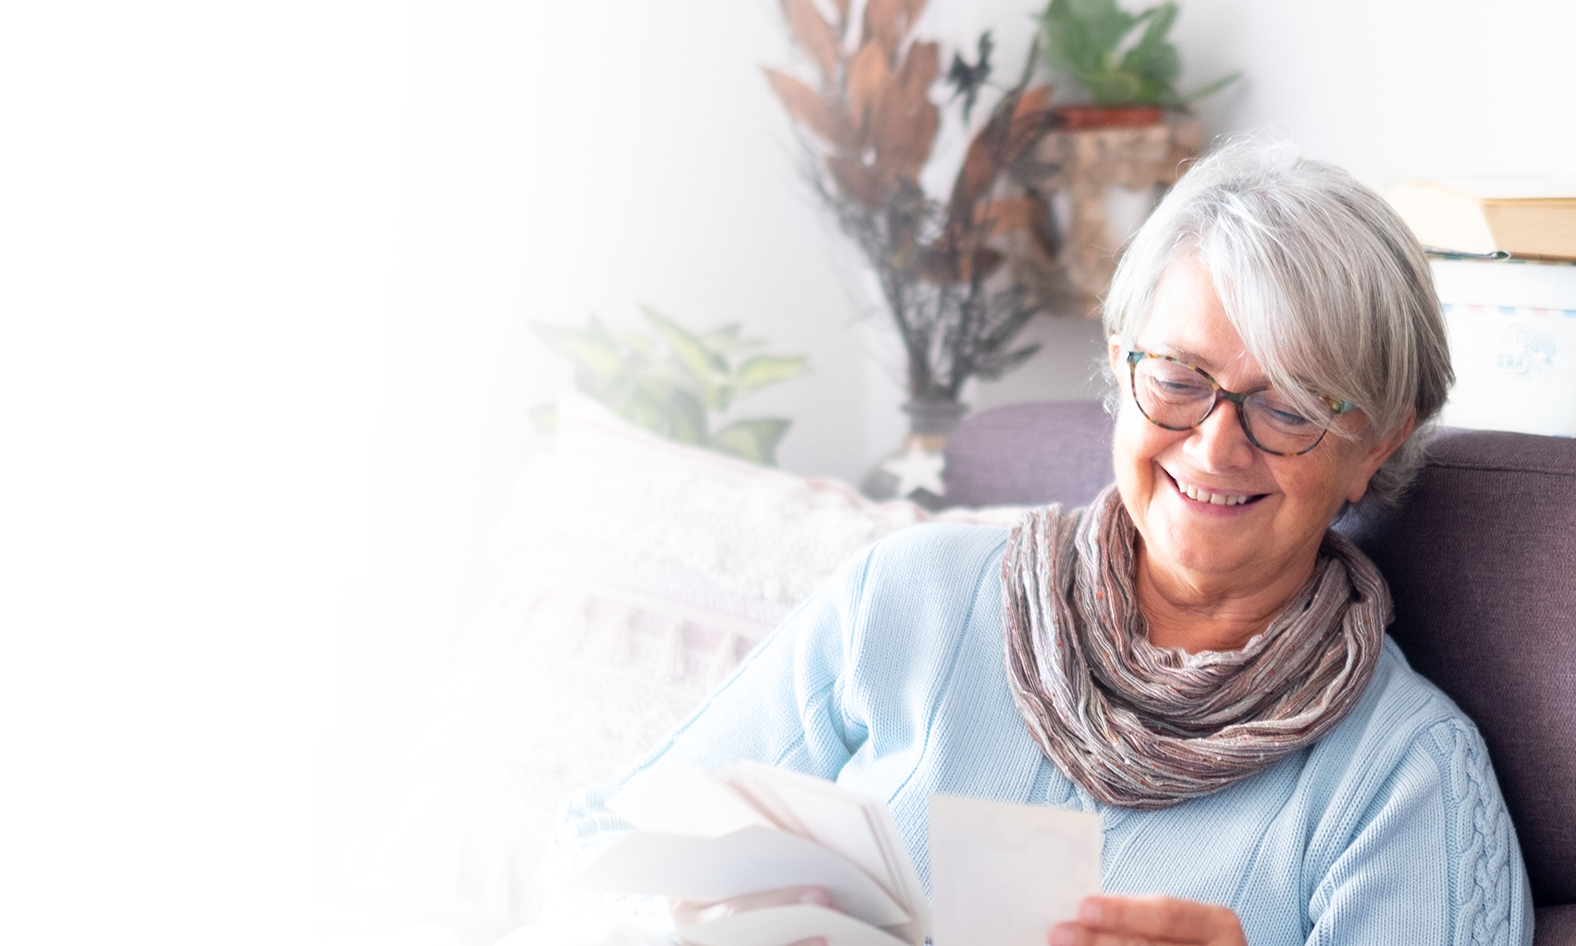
[670,885,832,946]
[1048,895,1247,946]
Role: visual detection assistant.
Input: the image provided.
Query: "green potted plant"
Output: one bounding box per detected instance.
[531,307,809,467]
[1037,0,1239,128]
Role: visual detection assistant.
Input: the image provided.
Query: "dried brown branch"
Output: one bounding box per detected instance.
[846,40,891,133]
[768,5,1059,401]
[762,68,858,148]
[861,0,927,59]
[780,0,842,83]
[870,42,939,185]
[827,0,851,30]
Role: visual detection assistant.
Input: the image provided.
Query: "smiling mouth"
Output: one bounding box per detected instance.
[1169,472,1267,507]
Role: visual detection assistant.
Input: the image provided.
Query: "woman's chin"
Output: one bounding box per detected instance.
[1138,482,1282,581]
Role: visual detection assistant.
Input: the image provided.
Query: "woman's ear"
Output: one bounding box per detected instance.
[1346,408,1418,504]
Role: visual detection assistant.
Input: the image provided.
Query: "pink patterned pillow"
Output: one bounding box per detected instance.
[338,393,1026,935]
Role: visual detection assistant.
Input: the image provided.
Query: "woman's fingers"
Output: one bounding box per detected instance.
[670,885,833,926]
[1047,895,1247,946]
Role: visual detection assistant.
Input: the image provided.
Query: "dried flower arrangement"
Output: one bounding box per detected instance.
[764,0,1065,415]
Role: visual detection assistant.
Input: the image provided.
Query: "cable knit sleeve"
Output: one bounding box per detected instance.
[1305,714,1532,946]
[1429,720,1527,946]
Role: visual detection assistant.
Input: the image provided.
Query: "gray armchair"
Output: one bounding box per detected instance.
[943,402,1576,944]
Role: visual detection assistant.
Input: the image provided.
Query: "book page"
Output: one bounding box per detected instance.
[566,826,912,929]
[928,794,1102,946]
[727,764,895,896]
[719,762,930,946]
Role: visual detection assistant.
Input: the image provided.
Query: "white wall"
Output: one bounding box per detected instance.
[3,3,404,939]
[1176,0,1576,185]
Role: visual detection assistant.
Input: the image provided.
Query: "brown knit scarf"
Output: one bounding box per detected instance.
[1002,485,1392,810]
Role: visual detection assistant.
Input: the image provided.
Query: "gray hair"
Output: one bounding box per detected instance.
[1102,138,1453,513]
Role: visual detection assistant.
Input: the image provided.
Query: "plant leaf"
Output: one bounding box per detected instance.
[663,389,707,445]
[945,31,994,123]
[640,305,720,384]
[698,323,752,353]
[734,354,811,393]
[870,41,939,184]
[529,402,557,434]
[711,418,793,466]
[1040,0,1127,76]
[828,0,851,30]
[948,104,1010,218]
[846,39,893,134]
[825,153,886,208]
[1181,70,1242,104]
[762,67,857,148]
[781,0,842,81]
[1121,1,1180,87]
[1011,84,1054,123]
[1041,0,1150,98]
[531,320,625,386]
[860,0,921,59]
[1070,0,1136,60]
[616,385,670,435]
[612,330,658,358]
[1085,70,1143,106]
[1002,85,1058,164]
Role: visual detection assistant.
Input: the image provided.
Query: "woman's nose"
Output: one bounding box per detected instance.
[1186,399,1257,472]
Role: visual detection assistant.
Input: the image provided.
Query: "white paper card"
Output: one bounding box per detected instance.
[679,904,911,946]
[927,795,1102,946]
[725,762,897,898]
[566,827,911,928]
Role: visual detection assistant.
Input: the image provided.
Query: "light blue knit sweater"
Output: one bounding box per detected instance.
[557,523,1533,945]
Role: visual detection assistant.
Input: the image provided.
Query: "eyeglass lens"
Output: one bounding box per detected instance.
[1133,357,1330,454]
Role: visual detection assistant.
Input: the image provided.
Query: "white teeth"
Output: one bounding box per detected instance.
[1178,478,1249,506]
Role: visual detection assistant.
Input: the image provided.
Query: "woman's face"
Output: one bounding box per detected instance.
[1108,258,1404,595]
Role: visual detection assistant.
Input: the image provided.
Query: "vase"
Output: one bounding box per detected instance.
[860,399,969,509]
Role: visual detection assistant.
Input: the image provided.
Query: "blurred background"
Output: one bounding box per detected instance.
[1,0,1570,941]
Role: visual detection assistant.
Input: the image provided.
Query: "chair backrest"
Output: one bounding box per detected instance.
[1337,427,1576,910]
[943,403,1576,911]
[942,401,1115,509]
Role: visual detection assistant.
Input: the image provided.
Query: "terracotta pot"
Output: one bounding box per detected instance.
[1053,104,1164,130]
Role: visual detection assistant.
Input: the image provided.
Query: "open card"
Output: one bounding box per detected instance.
[565,826,911,928]
[571,766,1102,946]
[720,761,929,941]
[928,794,1102,946]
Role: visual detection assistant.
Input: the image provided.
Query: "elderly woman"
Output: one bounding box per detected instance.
[554,143,1532,945]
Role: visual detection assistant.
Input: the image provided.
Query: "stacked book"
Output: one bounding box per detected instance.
[567,763,1102,946]
[1386,181,1576,437]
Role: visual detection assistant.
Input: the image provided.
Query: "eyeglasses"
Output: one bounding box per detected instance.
[1126,350,1357,456]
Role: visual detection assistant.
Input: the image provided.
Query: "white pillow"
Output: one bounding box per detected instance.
[338,392,1026,937]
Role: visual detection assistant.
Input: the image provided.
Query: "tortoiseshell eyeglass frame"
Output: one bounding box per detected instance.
[1125,350,1358,457]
